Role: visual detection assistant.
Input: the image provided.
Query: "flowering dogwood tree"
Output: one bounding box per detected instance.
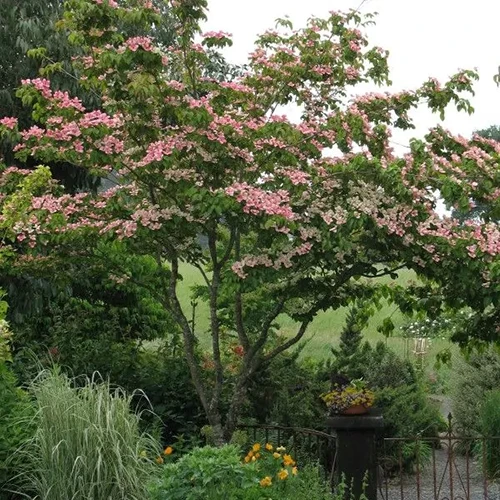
[1,0,499,441]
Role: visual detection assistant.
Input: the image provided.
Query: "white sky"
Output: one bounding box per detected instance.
[202,0,500,147]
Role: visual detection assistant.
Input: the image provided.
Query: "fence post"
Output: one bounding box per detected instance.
[327,410,384,500]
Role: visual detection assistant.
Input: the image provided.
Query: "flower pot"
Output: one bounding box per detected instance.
[342,404,368,415]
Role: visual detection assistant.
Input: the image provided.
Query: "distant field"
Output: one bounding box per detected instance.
[174,264,455,370]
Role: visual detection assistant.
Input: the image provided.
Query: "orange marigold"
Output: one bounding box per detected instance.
[260,476,272,487]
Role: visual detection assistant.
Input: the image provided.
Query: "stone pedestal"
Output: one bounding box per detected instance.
[327,410,384,500]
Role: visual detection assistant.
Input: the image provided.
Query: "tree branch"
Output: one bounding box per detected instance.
[263,319,311,363]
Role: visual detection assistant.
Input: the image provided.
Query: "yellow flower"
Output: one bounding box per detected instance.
[283,454,295,467]
[251,456,256,462]
[244,455,251,463]
[139,450,147,458]
[260,476,272,487]
[276,445,286,452]
[155,456,164,465]
[163,446,173,456]
[265,443,273,451]
[292,466,298,476]
[252,443,261,452]
[273,452,281,459]
[248,450,254,458]
[255,452,261,459]
[278,469,289,480]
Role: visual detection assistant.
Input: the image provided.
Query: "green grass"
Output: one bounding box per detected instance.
[173,264,454,368]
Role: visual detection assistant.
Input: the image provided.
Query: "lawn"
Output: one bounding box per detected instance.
[174,264,455,370]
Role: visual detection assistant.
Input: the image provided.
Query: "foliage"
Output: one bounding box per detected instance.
[0,0,499,443]
[15,369,159,500]
[362,341,417,389]
[479,390,500,479]
[330,304,370,380]
[451,125,500,223]
[376,384,444,472]
[400,309,471,340]
[451,346,500,436]
[245,353,328,429]
[148,444,335,500]
[0,330,34,499]
[332,339,442,471]
[112,347,206,442]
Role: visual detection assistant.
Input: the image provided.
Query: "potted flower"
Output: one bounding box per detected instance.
[321,378,375,416]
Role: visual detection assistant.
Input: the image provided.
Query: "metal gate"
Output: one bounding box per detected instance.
[378,414,500,500]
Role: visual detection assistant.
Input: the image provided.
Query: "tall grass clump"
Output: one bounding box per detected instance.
[16,369,158,500]
[479,390,500,479]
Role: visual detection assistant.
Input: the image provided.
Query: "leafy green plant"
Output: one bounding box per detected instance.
[246,353,329,429]
[376,384,444,473]
[451,347,500,437]
[0,363,34,499]
[15,369,159,500]
[479,389,500,479]
[0,306,35,499]
[148,444,335,500]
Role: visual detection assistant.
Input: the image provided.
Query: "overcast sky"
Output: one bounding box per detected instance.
[202,0,500,148]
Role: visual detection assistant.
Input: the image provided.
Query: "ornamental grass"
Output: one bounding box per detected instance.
[14,369,158,500]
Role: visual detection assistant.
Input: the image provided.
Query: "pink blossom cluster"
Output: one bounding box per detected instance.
[122,36,155,52]
[345,66,359,80]
[0,117,18,129]
[46,123,82,141]
[141,136,194,165]
[225,182,295,220]
[231,239,314,278]
[219,82,253,93]
[349,41,361,52]
[21,126,45,140]
[93,0,118,7]
[21,78,52,98]
[98,135,124,154]
[52,90,85,112]
[202,31,232,40]
[80,110,122,128]
[278,168,310,185]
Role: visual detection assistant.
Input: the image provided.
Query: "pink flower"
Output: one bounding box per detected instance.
[202,31,232,40]
[345,66,359,80]
[0,117,18,129]
[123,36,154,52]
[349,40,361,52]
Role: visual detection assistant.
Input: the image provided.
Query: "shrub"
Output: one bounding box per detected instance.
[328,339,443,473]
[0,318,34,499]
[362,341,417,389]
[451,347,500,436]
[148,444,335,500]
[0,364,34,499]
[375,384,444,472]
[246,353,329,429]
[479,390,500,479]
[15,369,159,500]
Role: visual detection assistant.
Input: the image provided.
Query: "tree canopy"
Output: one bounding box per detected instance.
[0,0,499,441]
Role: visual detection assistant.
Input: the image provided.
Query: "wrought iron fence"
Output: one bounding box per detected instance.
[378,414,500,500]
[237,424,336,482]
